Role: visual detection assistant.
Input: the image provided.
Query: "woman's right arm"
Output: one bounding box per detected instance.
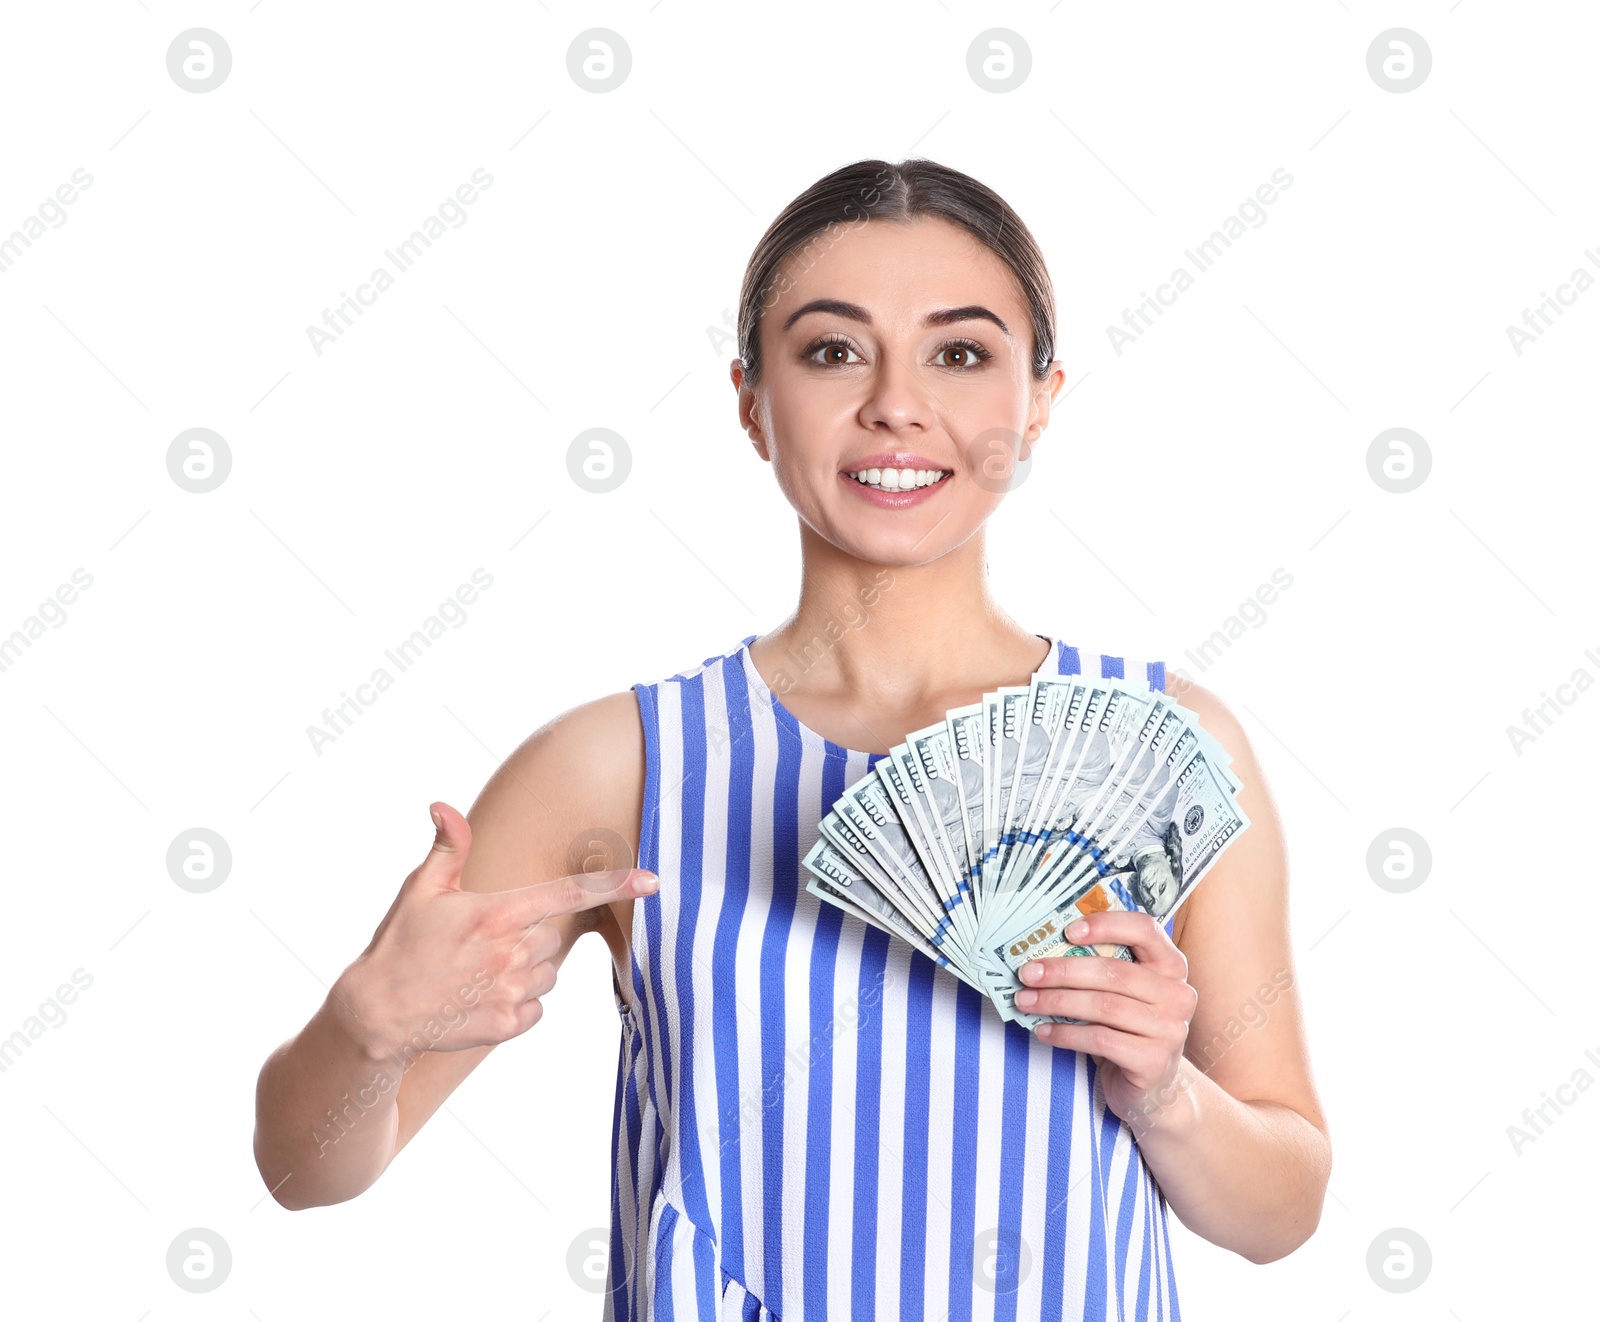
[251,690,648,1211]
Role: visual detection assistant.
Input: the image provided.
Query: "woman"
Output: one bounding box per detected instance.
[253,158,1330,1320]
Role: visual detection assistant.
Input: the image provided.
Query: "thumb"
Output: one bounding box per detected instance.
[417,800,472,890]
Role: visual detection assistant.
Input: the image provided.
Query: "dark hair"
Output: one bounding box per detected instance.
[736,157,1057,385]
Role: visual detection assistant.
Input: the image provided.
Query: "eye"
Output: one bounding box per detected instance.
[932,337,993,370]
[802,333,864,367]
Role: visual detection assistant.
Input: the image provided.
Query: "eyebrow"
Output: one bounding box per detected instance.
[780,298,1011,337]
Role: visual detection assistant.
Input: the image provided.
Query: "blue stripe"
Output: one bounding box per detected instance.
[1147,659,1165,694]
[1039,1048,1077,1322]
[899,949,935,1320]
[851,928,890,1319]
[652,1200,680,1318]
[1080,1055,1111,1321]
[1096,1090,1126,1321]
[946,981,983,1322]
[672,674,718,1308]
[1060,644,1082,675]
[804,749,851,1319]
[633,680,671,1187]
[1117,1131,1141,1310]
[1101,654,1124,680]
[607,1030,630,1322]
[712,659,756,1282]
[761,688,805,1305]
[622,1050,645,1321]
[993,1020,1033,1322]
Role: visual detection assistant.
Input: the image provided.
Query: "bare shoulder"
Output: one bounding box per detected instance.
[457,688,646,927]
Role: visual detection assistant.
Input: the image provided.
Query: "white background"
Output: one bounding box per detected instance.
[1,2,1595,1318]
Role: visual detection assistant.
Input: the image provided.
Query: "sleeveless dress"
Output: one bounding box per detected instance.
[605,634,1182,1322]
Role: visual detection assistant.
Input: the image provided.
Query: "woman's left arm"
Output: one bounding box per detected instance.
[1014,678,1331,1265]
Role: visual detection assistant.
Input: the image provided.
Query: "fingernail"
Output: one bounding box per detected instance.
[1066,920,1089,940]
[1016,989,1037,1008]
[430,809,443,830]
[635,872,658,892]
[1021,961,1042,982]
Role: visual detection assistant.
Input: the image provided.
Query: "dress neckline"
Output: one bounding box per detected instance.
[736,632,1059,758]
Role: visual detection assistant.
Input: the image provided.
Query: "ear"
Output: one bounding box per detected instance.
[731,358,772,461]
[1019,361,1066,461]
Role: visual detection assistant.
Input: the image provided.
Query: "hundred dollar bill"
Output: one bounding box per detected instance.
[944,702,988,906]
[981,686,1031,900]
[1002,679,1164,906]
[1005,738,1249,947]
[984,678,1117,937]
[876,749,973,949]
[835,776,950,939]
[990,676,1078,898]
[817,809,945,945]
[803,840,980,989]
[1003,692,1180,914]
[906,721,984,949]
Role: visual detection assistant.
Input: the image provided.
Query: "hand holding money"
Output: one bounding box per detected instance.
[801,664,1250,1032]
[1014,907,1198,1128]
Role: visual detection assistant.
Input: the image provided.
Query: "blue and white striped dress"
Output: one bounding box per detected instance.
[605,634,1181,1321]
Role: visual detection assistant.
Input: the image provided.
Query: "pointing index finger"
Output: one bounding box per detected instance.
[496,867,659,924]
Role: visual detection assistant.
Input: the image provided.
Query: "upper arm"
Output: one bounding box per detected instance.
[1164,675,1327,1139]
[389,688,645,1154]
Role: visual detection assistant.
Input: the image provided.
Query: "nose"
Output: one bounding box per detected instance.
[857,344,935,434]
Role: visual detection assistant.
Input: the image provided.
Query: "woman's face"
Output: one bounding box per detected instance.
[734,215,1063,566]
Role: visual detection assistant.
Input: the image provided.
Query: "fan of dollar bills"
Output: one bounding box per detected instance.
[801,669,1250,1028]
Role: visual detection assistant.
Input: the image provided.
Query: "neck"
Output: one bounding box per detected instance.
[756,519,1048,712]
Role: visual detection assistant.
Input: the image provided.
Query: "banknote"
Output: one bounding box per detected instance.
[801,659,1252,1026]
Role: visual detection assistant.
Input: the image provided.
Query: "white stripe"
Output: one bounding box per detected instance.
[1015,1038,1054,1320]
[873,939,910,1321]
[692,668,732,1248]
[826,912,864,1316]
[922,970,958,1320]
[780,739,822,1304]
[735,683,780,1296]
[972,1012,1007,1322]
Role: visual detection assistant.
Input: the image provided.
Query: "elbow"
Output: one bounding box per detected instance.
[1242,1143,1331,1264]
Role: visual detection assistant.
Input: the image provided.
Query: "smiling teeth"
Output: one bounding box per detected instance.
[849,467,949,489]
